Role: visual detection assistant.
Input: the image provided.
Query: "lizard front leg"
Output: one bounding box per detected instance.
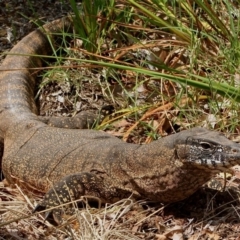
[33,172,104,225]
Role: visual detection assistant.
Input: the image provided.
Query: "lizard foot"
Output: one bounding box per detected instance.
[33,172,103,225]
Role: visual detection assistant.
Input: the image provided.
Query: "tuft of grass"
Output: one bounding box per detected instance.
[62,0,240,135]
[69,0,116,54]
[36,0,240,140]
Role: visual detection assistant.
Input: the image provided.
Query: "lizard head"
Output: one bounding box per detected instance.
[174,127,240,171]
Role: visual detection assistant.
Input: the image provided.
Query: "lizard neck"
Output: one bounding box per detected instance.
[114,137,218,203]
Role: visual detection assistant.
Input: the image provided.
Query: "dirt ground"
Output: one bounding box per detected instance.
[0,0,73,60]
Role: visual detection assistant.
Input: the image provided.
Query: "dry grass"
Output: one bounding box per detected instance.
[1,175,240,239]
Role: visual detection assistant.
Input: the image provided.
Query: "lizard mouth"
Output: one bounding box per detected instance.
[187,150,240,170]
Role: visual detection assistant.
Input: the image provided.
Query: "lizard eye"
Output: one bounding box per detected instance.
[200,142,212,149]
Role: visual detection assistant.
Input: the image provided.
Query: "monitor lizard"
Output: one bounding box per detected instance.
[1,17,240,224]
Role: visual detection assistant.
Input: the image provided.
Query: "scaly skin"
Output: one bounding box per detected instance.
[1,17,240,224]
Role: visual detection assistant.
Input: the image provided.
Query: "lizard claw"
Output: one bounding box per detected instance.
[33,200,64,226]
